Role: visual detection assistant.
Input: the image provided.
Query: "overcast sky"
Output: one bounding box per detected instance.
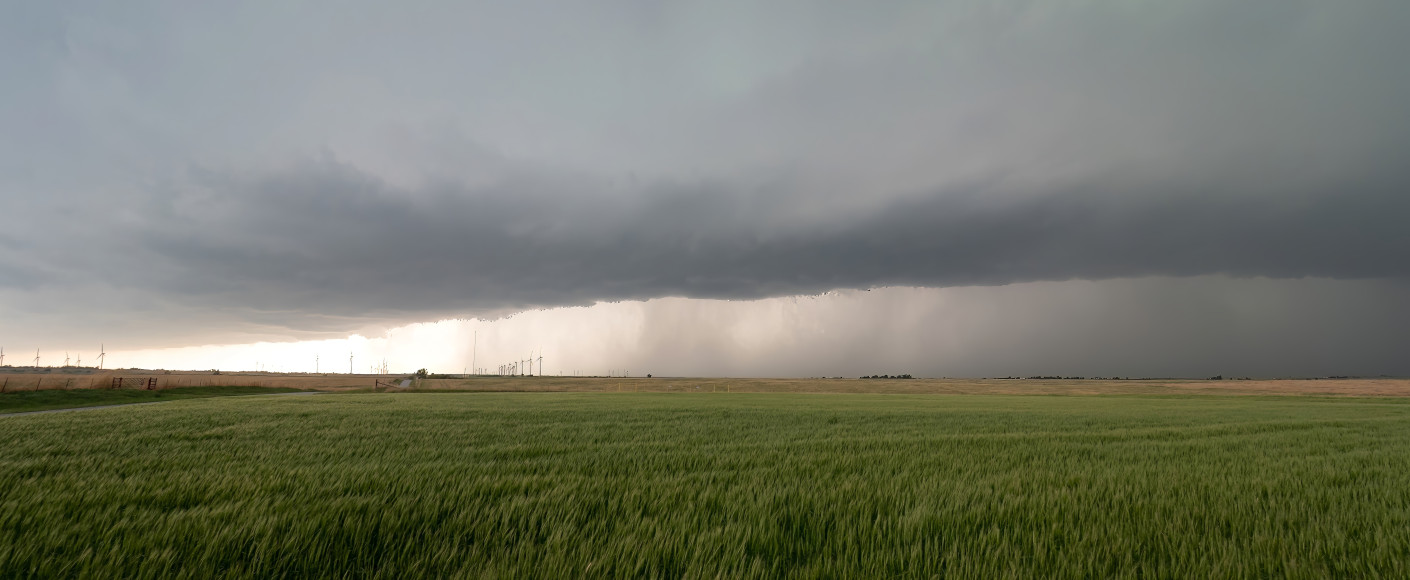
[3,1,1408,376]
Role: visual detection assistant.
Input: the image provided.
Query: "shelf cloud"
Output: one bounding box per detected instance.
[2,0,1408,371]
[115,157,1409,319]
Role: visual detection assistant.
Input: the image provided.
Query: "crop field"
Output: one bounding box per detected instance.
[4,368,1409,398]
[0,369,385,393]
[3,392,1410,577]
[0,386,309,414]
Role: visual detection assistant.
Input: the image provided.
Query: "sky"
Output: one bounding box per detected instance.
[2,1,1408,377]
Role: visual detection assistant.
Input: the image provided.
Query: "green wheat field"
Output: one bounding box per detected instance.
[3,392,1409,578]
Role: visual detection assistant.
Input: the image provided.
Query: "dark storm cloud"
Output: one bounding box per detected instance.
[2,0,1409,348]
[108,157,1408,324]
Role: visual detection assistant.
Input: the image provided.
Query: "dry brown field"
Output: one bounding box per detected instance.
[408,376,1410,397]
[2,368,1407,397]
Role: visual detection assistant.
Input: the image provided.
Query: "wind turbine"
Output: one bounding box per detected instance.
[316,354,320,373]
[96,344,105,370]
[537,349,543,377]
[76,353,82,367]
[64,352,70,367]
[349,352,354,375]
[1,346,5,366]
[34,348,41,368]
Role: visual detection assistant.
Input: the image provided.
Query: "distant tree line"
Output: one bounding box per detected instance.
[861,374,914,379]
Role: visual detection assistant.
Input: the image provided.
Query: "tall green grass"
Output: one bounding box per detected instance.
[2,393,1409,577]
[0,385,309,414]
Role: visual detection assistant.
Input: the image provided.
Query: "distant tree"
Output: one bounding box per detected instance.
[415,368,429,378]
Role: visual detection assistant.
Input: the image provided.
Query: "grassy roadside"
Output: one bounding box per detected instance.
[0,386,310,414]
